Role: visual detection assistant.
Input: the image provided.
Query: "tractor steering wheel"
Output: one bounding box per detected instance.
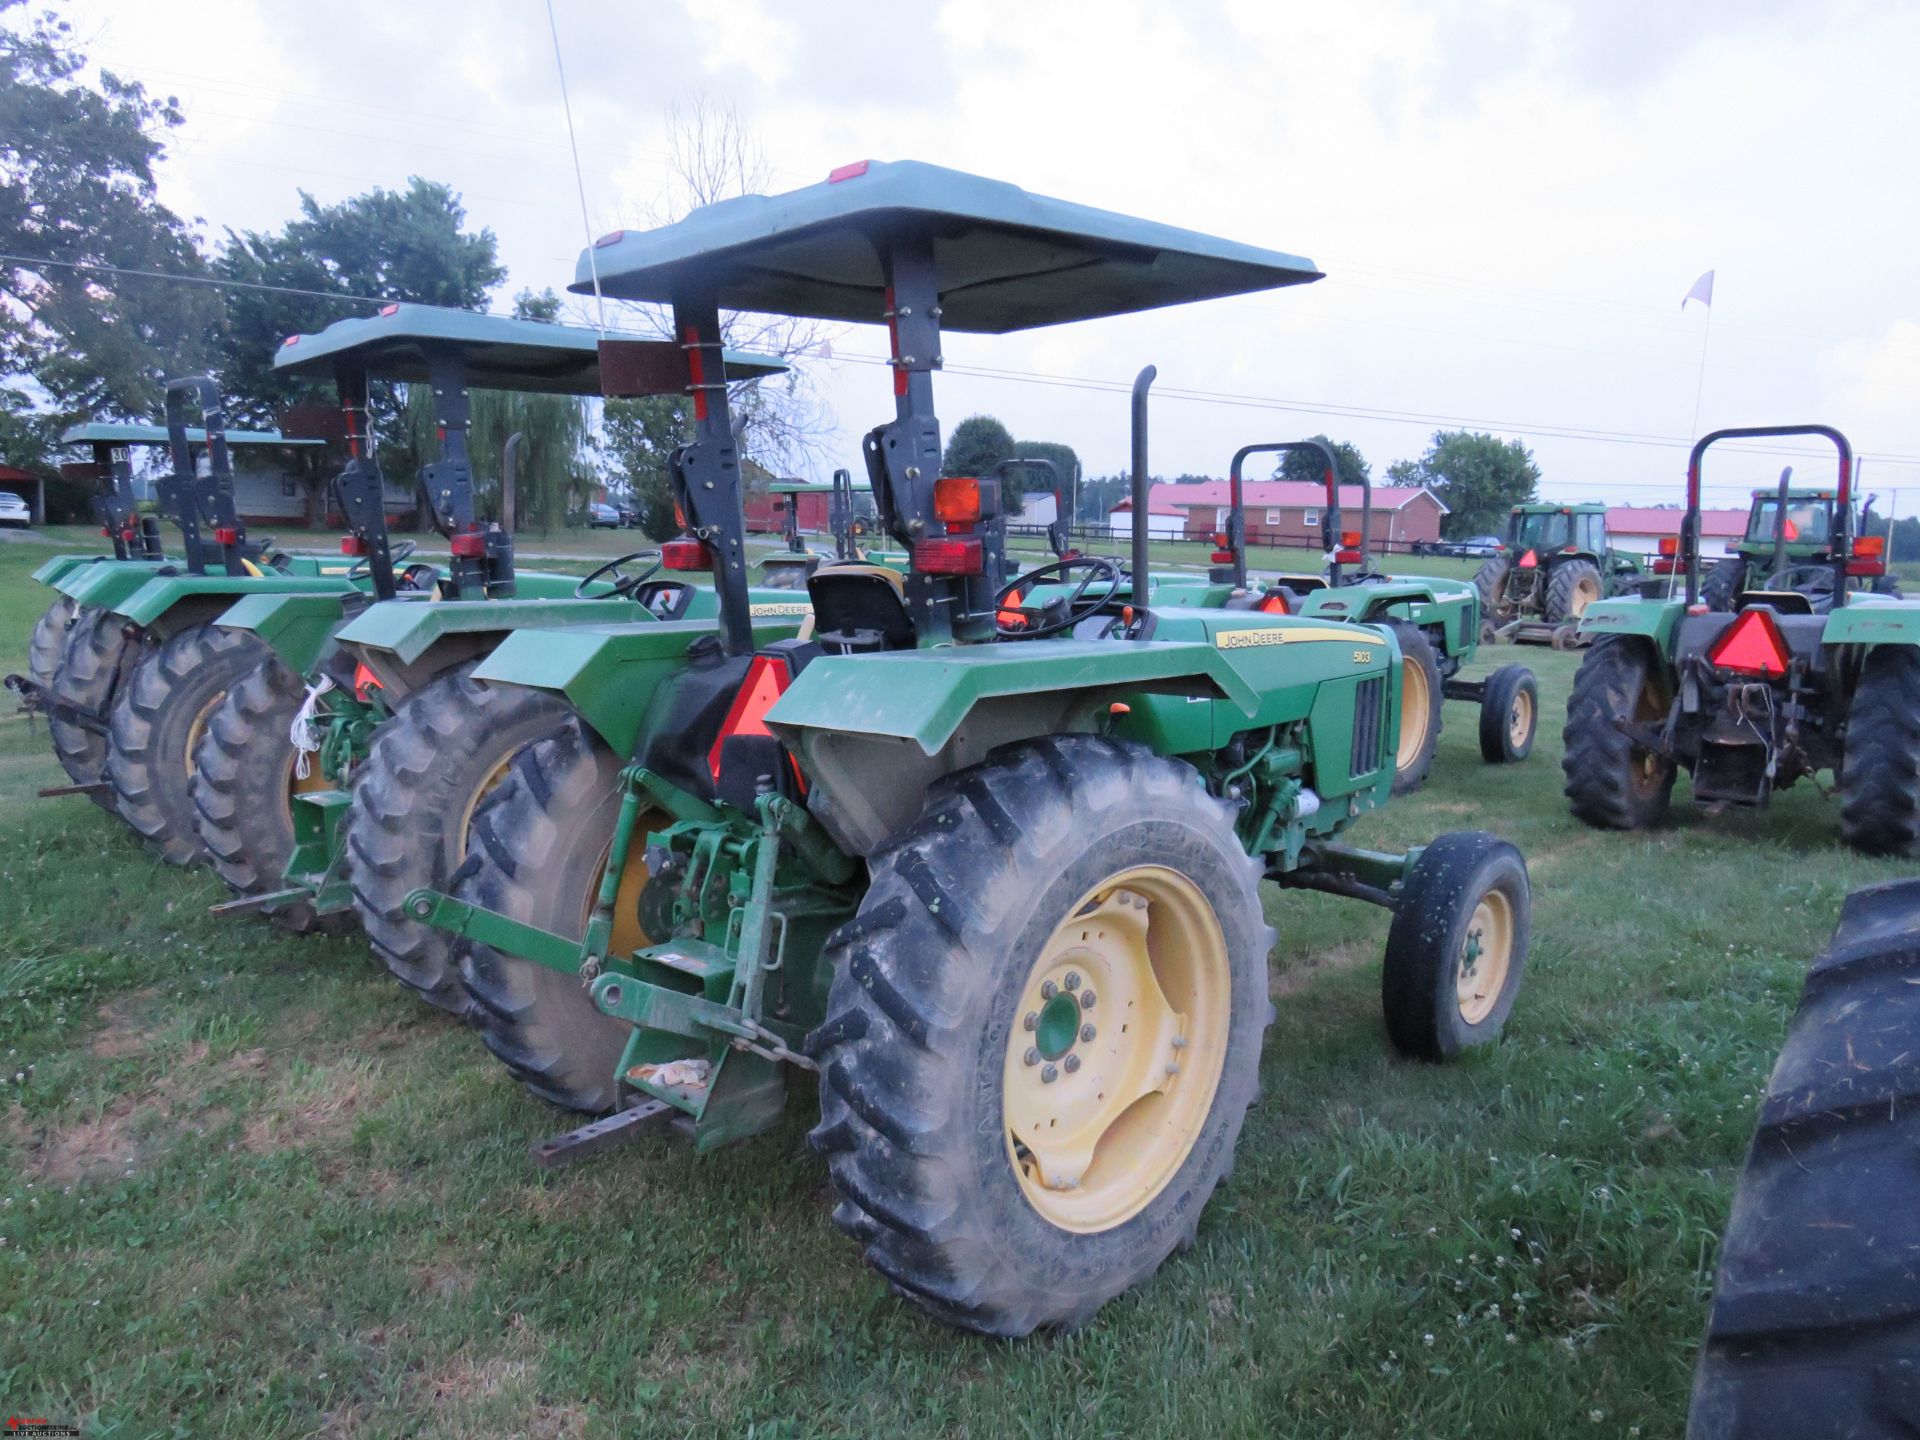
[1762,563,1837,601]
[348,537,415,580]
[995,556,1122,639]
[576,550,663,599]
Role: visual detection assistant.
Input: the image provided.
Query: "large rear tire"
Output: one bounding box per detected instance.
[806,734,1275,1336]
[452,716,647,1111]
[1837,646,1920,858]
[346,666,578,1015]
[1688,879,1920,1439]
[1472,557,1512,628]
[1387,620,1442,795]
[49,606,141,811]
[1701,557,1747,612]
[27,595,74,690]
[1562,638,1675,831]
[188,655,337,933]
[106,622,268,865]
[1545,558,1603,623]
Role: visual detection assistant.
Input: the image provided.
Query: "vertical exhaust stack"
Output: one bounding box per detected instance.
[1770,466,1793,578]
[1131,366,1156,599]
[502,431,524,536]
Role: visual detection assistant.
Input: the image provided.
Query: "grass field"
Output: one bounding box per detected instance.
[0,536,1905,1439]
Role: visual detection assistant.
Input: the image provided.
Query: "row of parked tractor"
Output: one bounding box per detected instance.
[9,160,1916,1433]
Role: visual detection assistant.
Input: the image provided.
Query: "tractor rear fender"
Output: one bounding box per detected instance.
[1577,596,1684,651]
[469,613,812,756]
[1820,603,1920,648]
[218,591,352,675]
[35,554,115,589]
[110,574,358,638]
[768,621,1398,856]
[57,560,168,609]
[1296,577,1477,655]
[336,595,642,699]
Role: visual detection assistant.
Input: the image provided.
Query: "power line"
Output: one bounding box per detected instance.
[0,251,388,308]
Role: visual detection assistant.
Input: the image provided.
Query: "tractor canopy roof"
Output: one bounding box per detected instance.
[1747,488,1837,504]
[273,302,786,391]
[1512,502,1605,515]
[574,159,1322,332]
[60,422,325,448]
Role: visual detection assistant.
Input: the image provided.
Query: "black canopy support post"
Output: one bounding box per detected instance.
[330,358,398,601]
[1130,366,1157,599]
[422,348,515,600]
[159,376,237,575]
[191,377,248,577]
[668,288,755,656]
[89,441,132,559]
[1769,466,1793,579]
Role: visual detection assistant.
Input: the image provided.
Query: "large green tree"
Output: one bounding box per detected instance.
[1276,434,1369,490]
[213,177,507,429]
[601,395,690,540]
[941,414,1016,478]
[1402,430,1541,537]
[0,0,221,422]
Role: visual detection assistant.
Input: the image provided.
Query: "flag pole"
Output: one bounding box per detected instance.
[1687,303,1713,439]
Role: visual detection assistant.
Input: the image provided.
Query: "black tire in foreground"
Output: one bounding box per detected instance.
[1837,646,1920,858]
[49,605,141,810]
[188,655,338,933]
[107,621,269,866]
[27,595,74,691]
[1387,620,1443,796]
[805,734,1275,1336]
[1563,637,1676,831]
[348,665,577,1015]
[1477,664,1538,765]
[1688,877,1920,1439]
[452,714,643,1110]
[1381,831,1529,1061]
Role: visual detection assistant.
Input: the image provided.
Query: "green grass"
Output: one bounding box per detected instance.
[1,540,1904,1439]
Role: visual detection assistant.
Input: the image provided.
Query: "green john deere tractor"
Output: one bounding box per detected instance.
[1235,441,1539,791]
[190,306,795,995]
[1474,502,1642,646]
[23,381,373,848]
[402,159,1535,1335]
[1565,424,1920,855]
[1698,469,1902,612]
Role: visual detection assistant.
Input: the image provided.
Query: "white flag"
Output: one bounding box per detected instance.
[1681,270,1715,310]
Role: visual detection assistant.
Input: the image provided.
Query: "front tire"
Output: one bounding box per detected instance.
[1381,832,1529,1061]
[1837,646,1920,857]
[452,715,650,1110]
[1387,621,1442,795]
[1563,638,1675,831]
[806,735,1275,1336]
[346,666,578,1014]
[1477,665,1537,764]
[107,622,268,865]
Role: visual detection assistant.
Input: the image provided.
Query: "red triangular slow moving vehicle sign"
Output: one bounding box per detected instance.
[1708,609,1791,678]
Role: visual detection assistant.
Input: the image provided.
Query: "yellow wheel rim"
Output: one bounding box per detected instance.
[1628,667,1672,796]
[1508,687,1534,749]
[1571,576,1602,616]
[1456,889,1515,1026]
[1396,657,1432,772]
[277,745,335,835]
[454,753,519,864]
[582,808,664,957]
[183,695,222,780]
[1003,865,1230,1234]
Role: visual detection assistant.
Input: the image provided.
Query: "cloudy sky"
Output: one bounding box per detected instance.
[61,0,1920,509]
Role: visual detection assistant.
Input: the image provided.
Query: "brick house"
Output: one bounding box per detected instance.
[1112,481,1448,552]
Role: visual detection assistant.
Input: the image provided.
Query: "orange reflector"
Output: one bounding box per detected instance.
[997,587,1027,628]
[1341,531,1361,548]
[1256,592,1290,615]
[352,662,383,702]
[1856,535,1886,559]
[707,655,803,790]
[1517,549,1537,569]
[933,476,982,523]
[1782,518,1799,540]
[1658,536,1679,557]
[1108,702,1131,716]
[1708,609,1791,678]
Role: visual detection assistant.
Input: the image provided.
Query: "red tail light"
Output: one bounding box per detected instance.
[1517,549,1537,569]
[914,537,983,575]
[1335,548,1363,565]
[449,531,486,559]
[1708,608,1791,678]
[340,535,367,556]
[214,526,239,546]
[708,654,804,790]
[1211,549,1236,564]
[1652,558,1677,575]
[661,538,713,571]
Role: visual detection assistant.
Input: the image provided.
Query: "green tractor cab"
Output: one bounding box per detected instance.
[1475,501,1642,646]
[1566,424,1920,854]
[1695,472,1900,612]
[192,305,794,991]
[1233,440,1539,790]
[403,159,1535,1336]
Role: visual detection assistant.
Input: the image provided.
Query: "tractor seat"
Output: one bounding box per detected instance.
[807,562,914,652]
[1737,590,1815,617]
[399,562,442,593]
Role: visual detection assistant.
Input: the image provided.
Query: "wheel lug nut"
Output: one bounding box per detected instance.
[1080,1023,1096,1043]
[1166,1062,1181,1076]
[1041,980,1058,999]
[1080,990,1096,1010]
[1041,1064,1059,1084]
[1023,1011,1038,1032]
[1064,972,1081,991]
[1171,1035,1187,1049]
[1064,1054,1081,1073]
[1024,1047,1040,1067]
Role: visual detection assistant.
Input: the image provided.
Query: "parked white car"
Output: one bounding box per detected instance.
[0,491,30,526]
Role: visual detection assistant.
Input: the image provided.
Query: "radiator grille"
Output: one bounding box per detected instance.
[1351,675,1386,779]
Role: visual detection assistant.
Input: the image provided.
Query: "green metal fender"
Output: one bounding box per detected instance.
[470,612,812,755]
[35,553,122,589]
[1822,598,1920,646]
[58,559,175,609]
[111,573,363,636]
[217,591,355,675]
[336,594,645,696]
[1578,596,1685,652]
[1294,575,1478,657]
